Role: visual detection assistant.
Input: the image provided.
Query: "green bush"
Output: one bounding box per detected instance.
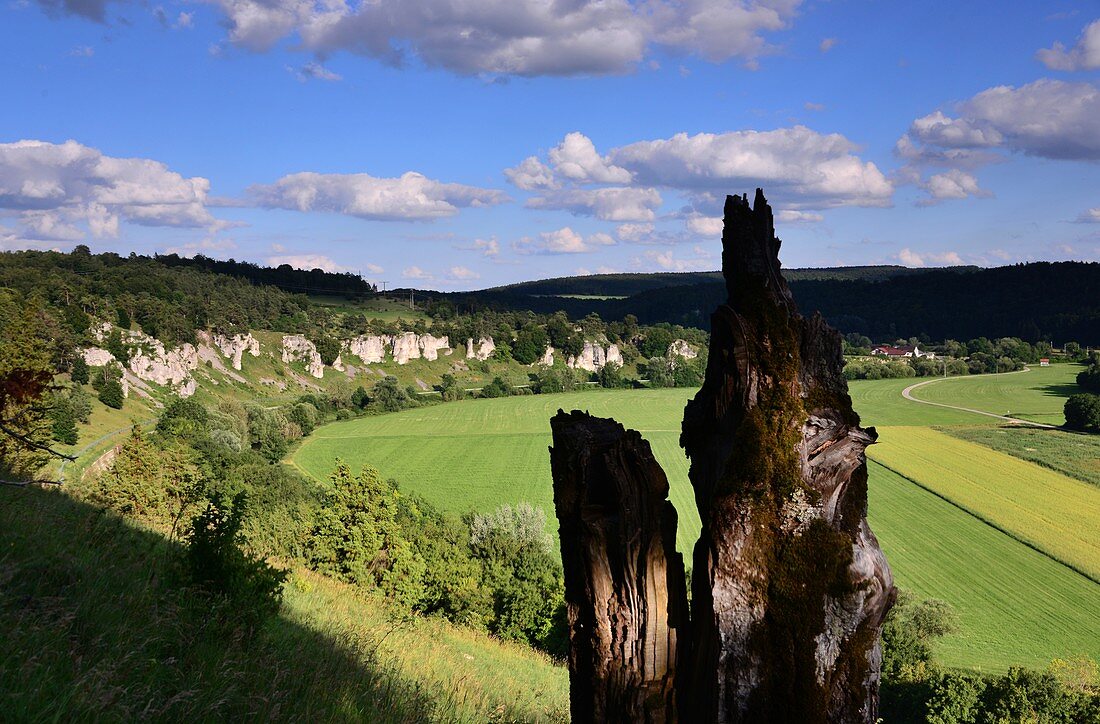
[184,492,287,631]
[98,378,124,409]
[1065,394,1100,432]
[70,355,89,385]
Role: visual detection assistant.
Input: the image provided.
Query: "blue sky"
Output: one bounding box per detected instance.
[2,0,1099,289]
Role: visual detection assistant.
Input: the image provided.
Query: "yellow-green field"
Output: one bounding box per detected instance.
[290,366,1100,672]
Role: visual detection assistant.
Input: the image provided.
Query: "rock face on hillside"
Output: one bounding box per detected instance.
[667,339,697,362]
[549,189,894,723]
[419,334,451,361]
[567,341,623,372]
[82,347,115,367]
[538,346,555,366]
[281,335,325,379]
[213,332,260,370]
[346,335,393,363]
[466,337,496,361]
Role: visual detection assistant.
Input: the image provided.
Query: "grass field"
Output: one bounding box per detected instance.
[0,485,567,722]
[868,427,1100,582]
[943,425,1100,488]
[905,364,1078,425]
[290,379,1100,672]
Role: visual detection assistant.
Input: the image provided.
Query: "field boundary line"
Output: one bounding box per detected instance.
[900,369,1057,428]
[869,459,1099,587]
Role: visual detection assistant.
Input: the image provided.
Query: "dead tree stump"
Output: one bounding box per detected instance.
[549,189,895,724]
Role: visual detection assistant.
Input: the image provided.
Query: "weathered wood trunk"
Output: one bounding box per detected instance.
[549,411,689,723]
[548,189,894,723]
[682,190,894,723]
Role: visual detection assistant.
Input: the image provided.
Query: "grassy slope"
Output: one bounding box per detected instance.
[868,427,1100,582]
[0,486,567,722]
[289,381,1100,672]
[905,364,1079,425]
[942,425,1100,488]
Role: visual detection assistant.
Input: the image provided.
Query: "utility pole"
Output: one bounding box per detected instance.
[381,281,389,294]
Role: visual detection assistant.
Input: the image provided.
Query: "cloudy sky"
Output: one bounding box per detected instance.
[2,1,1100,289]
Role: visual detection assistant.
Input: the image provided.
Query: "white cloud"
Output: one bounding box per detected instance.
[0,139,227,242]
[267,254,351,272]
[640,247,712,271]
[819,37,837,53]
[467,238,500,257]
[527,187,662,221]
[775,209,823,223]
[504,156,558,191]
[294,61,342,82]
[903,80,1100,162]
[616,222,655,242]
[547,132,632,184]
[609,126,893,208]
[204,0,802,77]
[175,11,193,28]
[364,263,384,274]
[517,227,616,254]
[446,265,479,280]
[804,101,825,112]
[68,45,94,57]
[1036,19,1100,71]
[897,248,964,267]
[402,265,433,279]
[250,171,508,221]
[1075,207,1100,223]
[918,169,992,205]
[686,216,724,236]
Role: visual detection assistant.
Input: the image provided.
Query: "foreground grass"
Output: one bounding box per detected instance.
[0,486,568,722]
[943,424,1100,488]
[868,462,1100,672]
[869,427,1100,582]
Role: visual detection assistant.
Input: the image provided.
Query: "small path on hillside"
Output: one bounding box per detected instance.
[58,418,156,484]
[900,368,1057,429]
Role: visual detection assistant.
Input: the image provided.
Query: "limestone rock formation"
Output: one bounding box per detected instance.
[82,347,115,367]
[212,332,260,370]
[548,189,893,723]
[465,337,496,361]
[391,332,421,365]
[550,411,689,724]
[667,339,697,361]
[538,346,555,366]
[346,335,393,363]
[281,335,325,379]
[419,334,451,361]
[127,336,199,397]
[566,341,622,372]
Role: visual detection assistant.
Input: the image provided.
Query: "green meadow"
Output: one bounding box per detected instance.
[290,366,1100,672]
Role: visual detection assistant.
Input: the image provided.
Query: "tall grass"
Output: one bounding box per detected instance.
[0,485,567,722]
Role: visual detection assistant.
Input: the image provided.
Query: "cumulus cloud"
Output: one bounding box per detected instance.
[249,171,508,221]
[1037,19,1100,71]
[0,139,227,243]
[639,246,714,271]
[36,0,114,22]
[1075,207,1100,223]
[547,132,632,184]
[457,237,500,257]
[446,265,479,280]
[903,80,1100,162]
[686,215,724,236]
[609,127,893,208]
[504,156,559,191]
[775,209,823,223]
[527,186,662,222]
[516,227,616,254]
[194,0,804,77]
[266,254,350,272]
[918,169,992,205]
[897,248,964,267]
[617,222,655,242]
[293,61,342,82]
[819,37,837,52]
[402,265,433,279]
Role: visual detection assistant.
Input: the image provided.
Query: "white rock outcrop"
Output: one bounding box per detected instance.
[567,341,622,372]
[213,332,261,370]
[419,334,451,361]
[126,336,200,398]
[465,337,496,361]
[282,335,325,379]
[391,332,421,365]
[82,347,115,366]
[345,335,393,363]
[538,346,555,366]
[668,339,698,360]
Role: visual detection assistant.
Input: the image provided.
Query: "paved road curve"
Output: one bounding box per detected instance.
[900,368,1057,429]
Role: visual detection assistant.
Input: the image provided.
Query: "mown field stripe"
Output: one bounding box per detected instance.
[869,458,1099,587]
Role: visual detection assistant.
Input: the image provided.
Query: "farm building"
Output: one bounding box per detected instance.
[870,344,936,359]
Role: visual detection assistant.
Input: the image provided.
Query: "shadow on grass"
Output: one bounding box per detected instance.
[0,486,444,722]
[1036,381,1081,401]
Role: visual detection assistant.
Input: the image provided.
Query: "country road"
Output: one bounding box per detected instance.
[900,368,1057,429]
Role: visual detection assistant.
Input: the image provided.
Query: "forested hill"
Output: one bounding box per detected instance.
[482,265,942,298]
[156,253,375,298]
[448,262,1100,344]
